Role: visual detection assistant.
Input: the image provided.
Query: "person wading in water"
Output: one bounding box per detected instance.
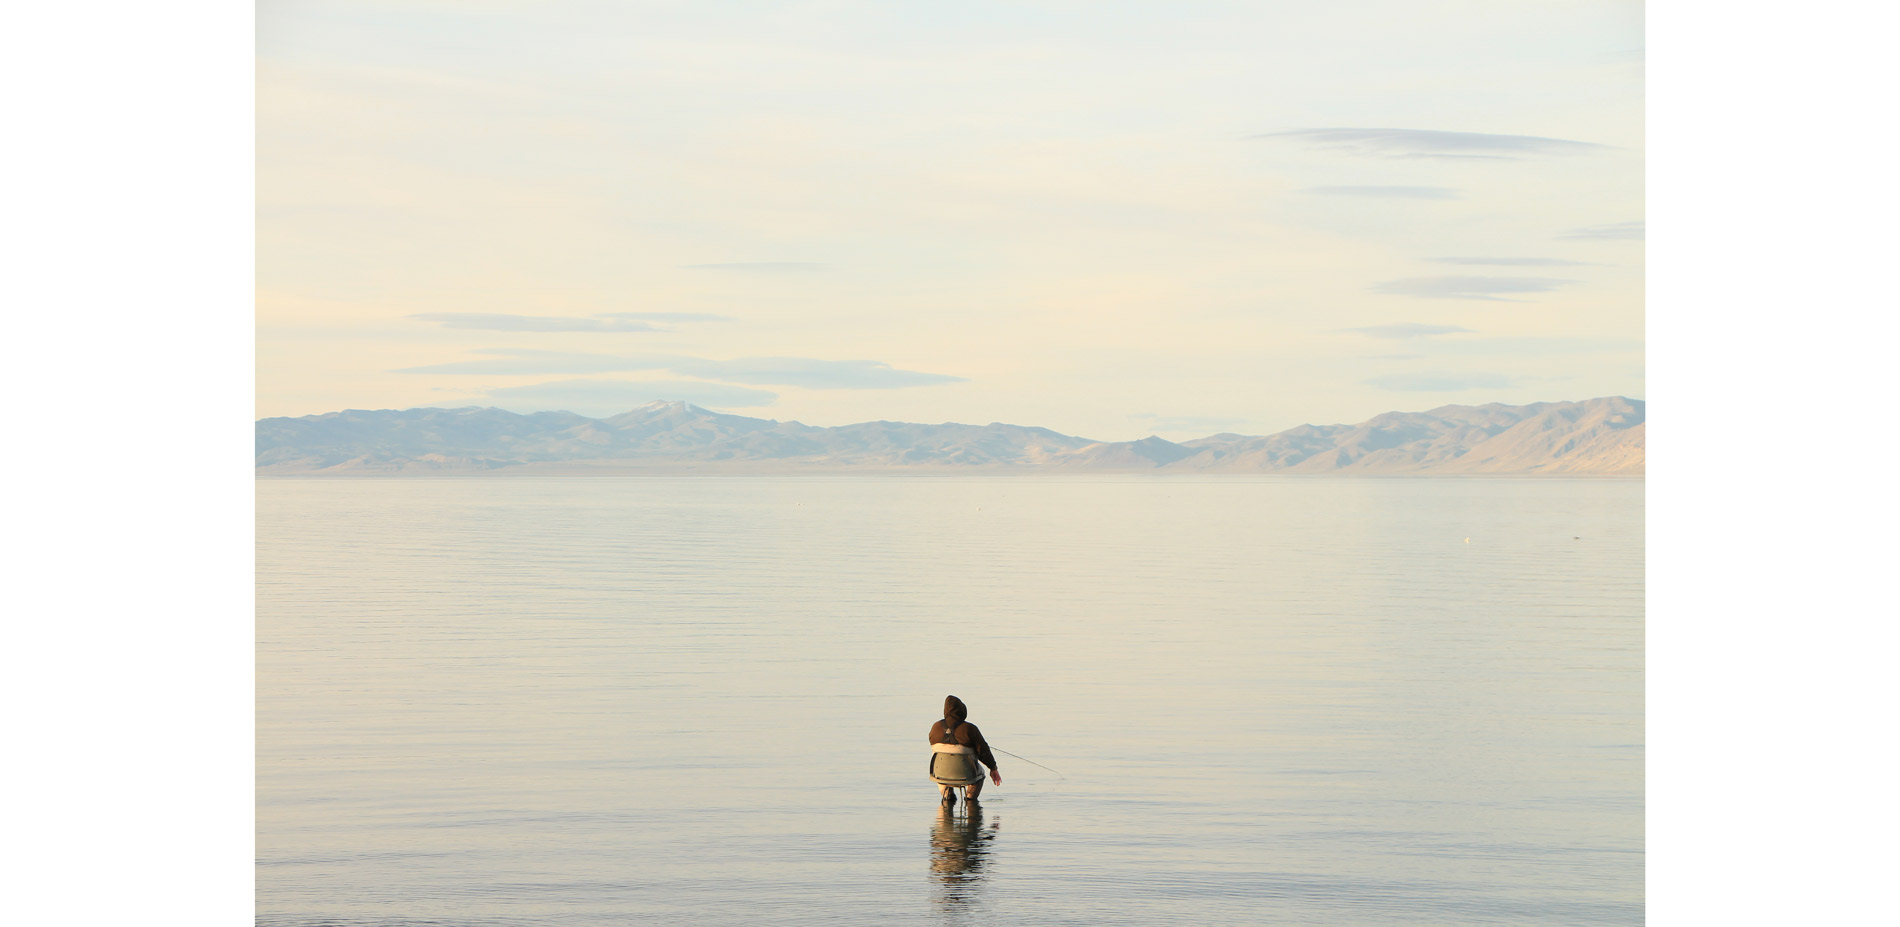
[928,695,1002,804]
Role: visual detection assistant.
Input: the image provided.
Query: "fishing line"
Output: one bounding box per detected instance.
[994,747,1066,779]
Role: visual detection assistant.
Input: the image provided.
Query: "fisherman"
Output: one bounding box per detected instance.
[928,695,1002,804]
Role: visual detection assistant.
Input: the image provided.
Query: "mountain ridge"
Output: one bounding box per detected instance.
[257,397,1644,475]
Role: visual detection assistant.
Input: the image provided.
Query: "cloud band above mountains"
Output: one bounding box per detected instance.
[1372,276,1574,300]
[408,312,731,332]
[1252,127,1605,160]
[681,263,825,273]
[669,357,965,389]
[1302,185,1458,199]
[396,349,679,375]
[396,349,964,390]
[1429,256,1592,267]
[1561,221,1645,240]
[1342,323,1475,339]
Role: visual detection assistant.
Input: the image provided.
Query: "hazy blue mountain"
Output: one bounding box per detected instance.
[257,397,1643,474]
[1055,435,1204,469]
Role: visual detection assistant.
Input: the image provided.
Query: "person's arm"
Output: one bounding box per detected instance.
[964,723,1003,785]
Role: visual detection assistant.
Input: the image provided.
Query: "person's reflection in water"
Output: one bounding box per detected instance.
[930,801,1000,914]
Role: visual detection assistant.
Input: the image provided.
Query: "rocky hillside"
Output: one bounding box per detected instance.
[1169,398,1644,474]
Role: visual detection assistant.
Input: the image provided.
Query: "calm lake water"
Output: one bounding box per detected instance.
[257,476,1643,926]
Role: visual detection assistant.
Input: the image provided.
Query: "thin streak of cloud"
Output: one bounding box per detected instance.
[393,349,680,375]
[673,357,965,389]
[1561,221,1645,240]
[1250,127,1605,160]
[1429,257,1593,267]
[682,262,825,272]
[600,312,733,322]
[410,313,664,332]
[1418,336,1644,357]
[1364,372,1520,391]
[1302,185,1458,199]
[398,350,965,390]
[1372,276,1573,301]
[1342,323,1475,339]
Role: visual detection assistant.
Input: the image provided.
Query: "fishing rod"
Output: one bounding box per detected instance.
[993,747,1065,779]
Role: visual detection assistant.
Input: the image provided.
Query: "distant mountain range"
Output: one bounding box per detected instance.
[256,397,1644,475]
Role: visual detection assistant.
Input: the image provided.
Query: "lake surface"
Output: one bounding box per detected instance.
[257,476,1643,925]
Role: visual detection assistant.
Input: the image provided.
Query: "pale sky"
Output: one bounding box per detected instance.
[257,0,1643,440]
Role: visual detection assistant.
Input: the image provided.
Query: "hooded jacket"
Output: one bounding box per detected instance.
[928,695,1000,774]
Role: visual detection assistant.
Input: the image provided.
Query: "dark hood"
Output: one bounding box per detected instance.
[943,695,968,727]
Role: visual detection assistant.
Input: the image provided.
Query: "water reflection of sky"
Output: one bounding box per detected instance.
[930,803,1000,916]
[259,478,1644,925]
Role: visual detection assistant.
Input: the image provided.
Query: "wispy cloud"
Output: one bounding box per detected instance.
[1428,256,1592,267]
[393,349,679,375]
[682,262,825,273]
[1251,127,1604,160]
[485,379,777,415]
[410,313,680,332]
[674,357,966,389]
[1415,336,1643,357]
[1561,221,1644,240]
[1372,276,1572,301]
[1364,372,1519,391]
[1302,185,1458,199]
[599,312,733,322]
[398,350,964,390]
[1342,323,1475,339]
